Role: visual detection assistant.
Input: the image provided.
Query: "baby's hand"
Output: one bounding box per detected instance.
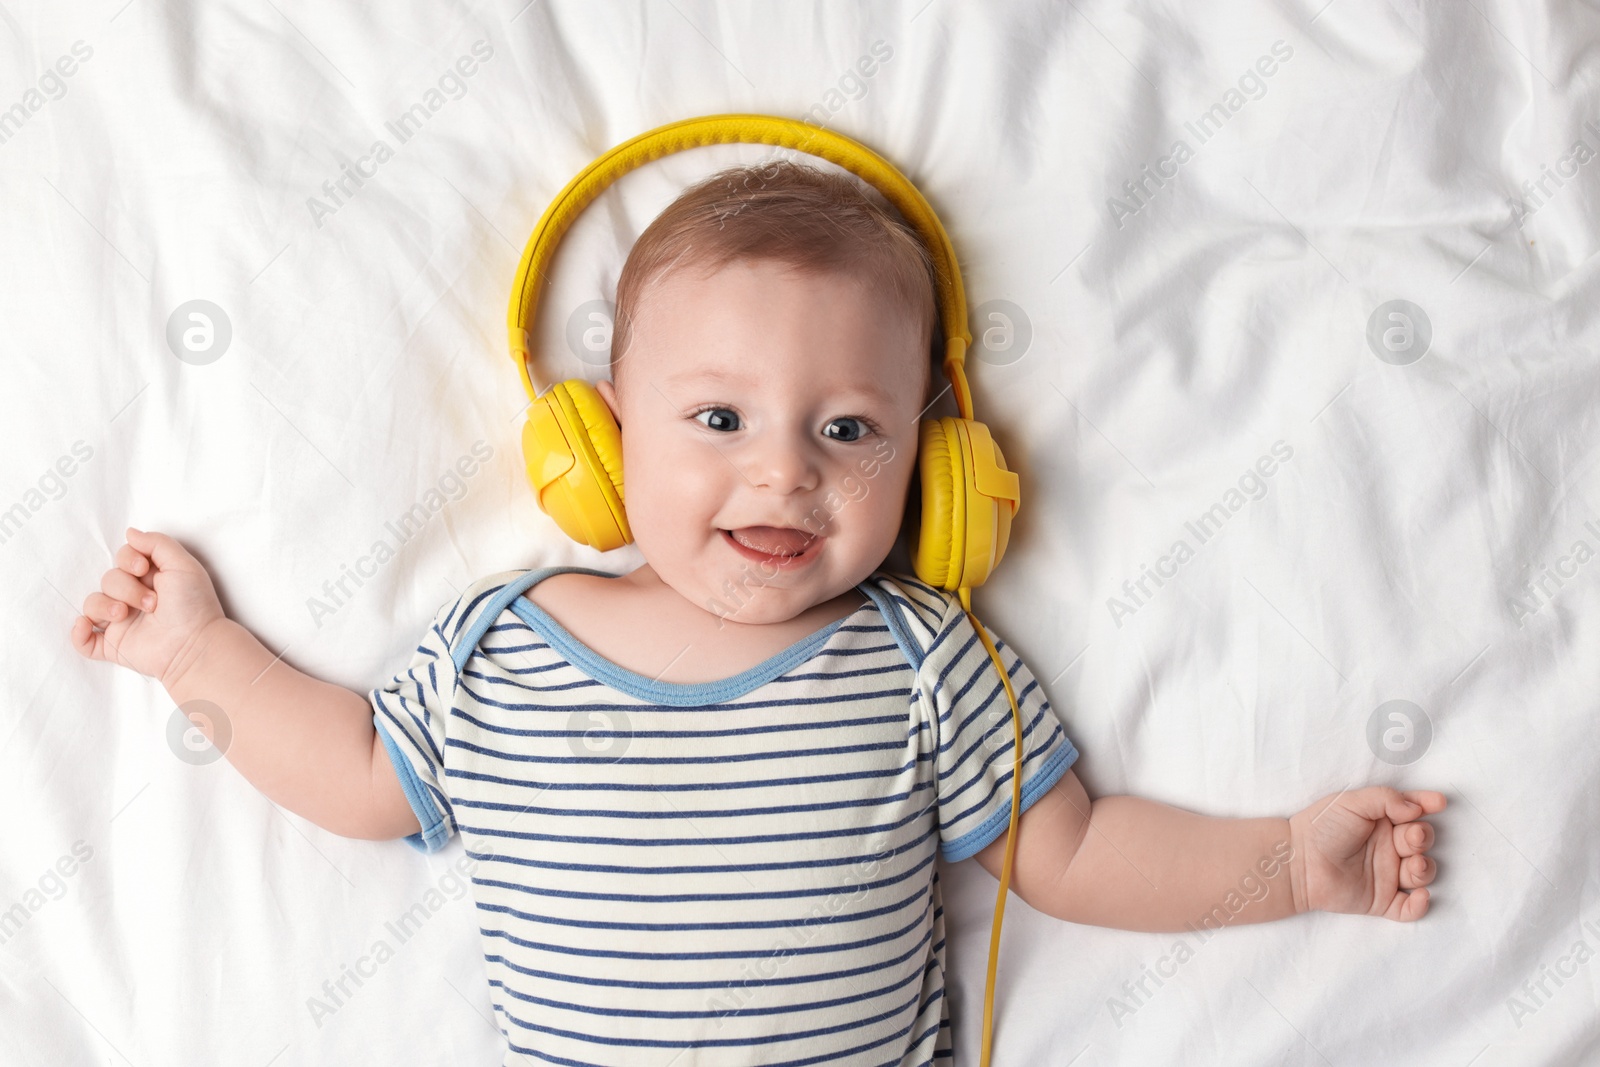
[1288,786,1446,922]
[70,526,226,686]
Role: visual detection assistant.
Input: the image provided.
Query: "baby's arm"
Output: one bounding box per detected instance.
[161,616,420,841]
[72,527,419,842]
[975,768,1445,931]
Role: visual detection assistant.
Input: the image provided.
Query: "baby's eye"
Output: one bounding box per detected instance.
[692,407,741,432]
[823,417,874,442]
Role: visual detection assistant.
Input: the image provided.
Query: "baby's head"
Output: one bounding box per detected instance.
[593,159,940,625]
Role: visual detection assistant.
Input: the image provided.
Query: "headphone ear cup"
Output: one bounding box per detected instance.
[564,381,627,500]
[986,430,1014,574]
[521,379,632,551]
[912,417,1015,591]
[912,418,963,591]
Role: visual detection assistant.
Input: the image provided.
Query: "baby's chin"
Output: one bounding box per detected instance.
[640,532,894,625]
[723,605,819,628]
[700,582,831,626]
[694,565,873,627]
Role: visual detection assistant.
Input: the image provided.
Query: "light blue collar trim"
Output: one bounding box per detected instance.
[502,565,884,707]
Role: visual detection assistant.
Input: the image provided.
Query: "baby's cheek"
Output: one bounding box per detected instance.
[861,461,913,532]
[881,435,914,477]
[863,438,915,503]
[630,443,721,519]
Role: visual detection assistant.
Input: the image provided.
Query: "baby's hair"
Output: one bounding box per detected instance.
[608,158,941,396]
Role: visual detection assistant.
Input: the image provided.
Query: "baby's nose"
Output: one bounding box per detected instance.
[745,435,821,493]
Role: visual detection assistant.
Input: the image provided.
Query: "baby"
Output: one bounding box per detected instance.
[72,160,1446,1066]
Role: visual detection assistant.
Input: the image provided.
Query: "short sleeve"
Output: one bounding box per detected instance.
[369,596,464,855]
[920,605,1079,862]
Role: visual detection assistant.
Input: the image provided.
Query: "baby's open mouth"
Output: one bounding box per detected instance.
[722,526,818,558]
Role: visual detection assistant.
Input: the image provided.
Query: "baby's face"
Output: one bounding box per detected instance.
[595,257,930,625]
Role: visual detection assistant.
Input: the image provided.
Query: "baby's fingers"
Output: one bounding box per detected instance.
[70,613,103,658]
[1398,852,1436,891]
[124,527,200,573]
[81,590,134,626]
[114,543,154,585]
[1388,887,1431,922]
[71,601,131,665]
[1394,819,1435,857]
[1400,790,1447,817]
[101,567,156,613]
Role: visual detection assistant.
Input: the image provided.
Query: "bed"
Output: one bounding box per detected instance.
[6,1,1598,1063]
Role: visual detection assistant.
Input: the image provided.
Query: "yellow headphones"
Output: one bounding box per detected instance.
[507,113,1025,1067]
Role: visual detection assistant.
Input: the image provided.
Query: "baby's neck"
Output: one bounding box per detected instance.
[617,562,867,632]
[528,564,872,685]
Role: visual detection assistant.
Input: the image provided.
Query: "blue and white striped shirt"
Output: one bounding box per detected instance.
[370,565,1078,1067]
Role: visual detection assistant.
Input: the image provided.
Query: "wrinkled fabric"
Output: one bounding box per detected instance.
[4,1,1597,1065]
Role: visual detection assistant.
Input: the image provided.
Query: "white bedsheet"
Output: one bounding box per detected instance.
[4,1,1598,1064]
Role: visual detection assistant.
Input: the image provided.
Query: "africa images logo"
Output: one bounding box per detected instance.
[1106,39,1294,229]
[306,40,494,228]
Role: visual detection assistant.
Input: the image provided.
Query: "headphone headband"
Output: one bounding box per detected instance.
[506,113,976,419]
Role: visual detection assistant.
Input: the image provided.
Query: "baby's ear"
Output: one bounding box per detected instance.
[595,378,622,428]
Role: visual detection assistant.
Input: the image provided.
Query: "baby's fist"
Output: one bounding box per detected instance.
[71,527,226,687]
[1288,786,1446,922]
